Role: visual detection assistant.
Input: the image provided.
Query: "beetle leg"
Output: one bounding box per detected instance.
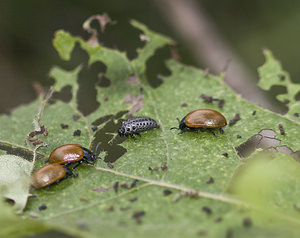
[72,161,82,170]
[136,132,142,137]
[65,167,78,177]
[208,129,216,136]
[219,128,224,134]
[130,134,137,142]
[86,162,95,166]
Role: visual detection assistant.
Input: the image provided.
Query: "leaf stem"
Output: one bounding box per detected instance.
[30,144,45,174]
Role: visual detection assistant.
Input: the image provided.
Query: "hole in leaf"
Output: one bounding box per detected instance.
[236,129,300,162]
[51,85,72,103]
[0,144,43,162]
[92,120,127,163]
[77,62,106,116]
[267,85,288,114]
[97,74,111,88]
[145,46,172,88]
[92,114,114,126]
[295,90,300,101]
[5,198,15,206]
[91,111,128,163]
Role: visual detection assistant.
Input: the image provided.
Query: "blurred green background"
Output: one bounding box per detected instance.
[0,0,299,114]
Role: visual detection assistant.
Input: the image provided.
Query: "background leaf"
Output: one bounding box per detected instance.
[0,155,31,213]
[258,49,300,121]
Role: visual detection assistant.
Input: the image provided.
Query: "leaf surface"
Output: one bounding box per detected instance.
[0,17,300,238]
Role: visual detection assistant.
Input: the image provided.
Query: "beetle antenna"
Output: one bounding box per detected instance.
[94,142,102,156]
[176,118,180,123]
[170,127,179,130]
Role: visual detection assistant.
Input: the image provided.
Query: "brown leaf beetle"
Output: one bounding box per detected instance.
[32,164,76,189]
[170,109,227,135]
[48,144,101,169]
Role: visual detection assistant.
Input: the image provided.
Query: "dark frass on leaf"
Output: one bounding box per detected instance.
[206,177,214,184]
[228,113,240,126]
[60,123,69,129]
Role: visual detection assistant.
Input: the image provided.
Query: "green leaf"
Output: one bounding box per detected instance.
[0,16,300,238]
[53,30,79,61]
[258,49,300,121]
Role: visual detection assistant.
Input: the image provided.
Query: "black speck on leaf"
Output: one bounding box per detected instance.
[243,217,253,228]
[218,99,225,109]
[202,206,212,215]
[60,123,69,129]
[107,162,114,169]
[113,181,119,193]
[130,179,139,188]
[206,177,214,184]
[279,74,285,81]
[229,113,240,126]
[73,115,80,121]
[161,164,168,171]
[200,94,214,103]
[129,197,138,202]
[222,152,228,158]
[180,103,188,107]
[73,129,81,136]
[38,204,47,211]
[132,210,145,224]
[163,190,173,196]
[278,124,285,135]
